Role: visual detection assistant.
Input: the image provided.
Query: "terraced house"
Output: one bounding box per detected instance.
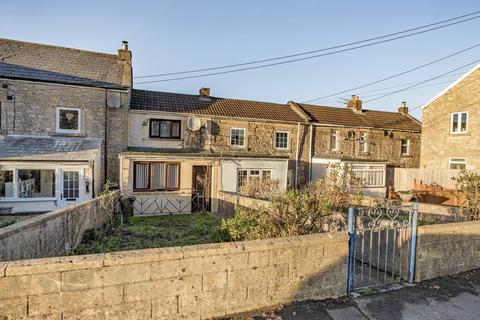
[120,90,421,215]
[0,38,131,213]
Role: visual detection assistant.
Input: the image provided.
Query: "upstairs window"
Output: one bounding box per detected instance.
[451,112,468,134]
[56,107,80,134]
[401,139,410,156]
[330,130,338,151]
[230,128,246,147]
[275,131,289,149]
[449,158,466,170]
[134,162,180,191]
[150,119,181,139]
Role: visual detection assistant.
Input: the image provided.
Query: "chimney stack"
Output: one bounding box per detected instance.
[199,87,210,97]
[398,101,409,115]
[347,95,362,113]
[118,41,132,87]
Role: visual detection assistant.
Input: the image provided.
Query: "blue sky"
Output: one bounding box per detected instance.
[1,1,479,119]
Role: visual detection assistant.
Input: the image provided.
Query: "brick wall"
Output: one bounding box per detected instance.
[0,196,113,262]
[415,221,480,282]
[0,232,348,319]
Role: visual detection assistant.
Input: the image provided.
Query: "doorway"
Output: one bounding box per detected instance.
[192,166,211,212]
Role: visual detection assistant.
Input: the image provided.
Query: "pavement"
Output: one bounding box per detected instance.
[229,269,480,320]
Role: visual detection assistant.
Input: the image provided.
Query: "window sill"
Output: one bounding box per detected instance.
[50,132,86,138]
[0,197,57,202]
[449,132,470,136]
[148,137,182,141]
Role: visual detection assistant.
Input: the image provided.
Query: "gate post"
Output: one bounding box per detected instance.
[347,207,356,293]
[408,204,419,283]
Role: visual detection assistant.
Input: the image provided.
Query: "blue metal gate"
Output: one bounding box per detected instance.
[347,204,418,293]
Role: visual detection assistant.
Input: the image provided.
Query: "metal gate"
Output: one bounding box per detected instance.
[347,204,418,293]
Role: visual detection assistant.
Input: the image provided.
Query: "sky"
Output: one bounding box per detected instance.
[1,0,479,119]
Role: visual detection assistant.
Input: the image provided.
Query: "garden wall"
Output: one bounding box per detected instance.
[0,196,112,262]
[0,232,348,319]
[217,191,270,218]
[415,221,480,282]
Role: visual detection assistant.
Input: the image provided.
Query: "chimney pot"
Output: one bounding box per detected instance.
[199,87,210,97]
[398,101,409,115]
[121,41,128,50]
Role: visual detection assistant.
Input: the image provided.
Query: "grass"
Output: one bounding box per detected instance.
[74,212,224,255]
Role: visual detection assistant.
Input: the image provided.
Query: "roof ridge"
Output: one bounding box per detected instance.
[0,37,119,59]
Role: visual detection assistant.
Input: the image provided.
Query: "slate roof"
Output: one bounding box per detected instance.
[0,38,126,88]
[0,135,102,160]
[130,89,306,123]
[298,103,421,132]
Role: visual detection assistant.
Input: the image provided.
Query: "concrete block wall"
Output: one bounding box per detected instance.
[0,232,348,319]
[415,221,480,282]
[0,196,112,262]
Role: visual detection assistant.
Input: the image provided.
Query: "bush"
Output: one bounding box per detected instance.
[452,170,480,221]
[239,178,280,199]
[221,165,363,241]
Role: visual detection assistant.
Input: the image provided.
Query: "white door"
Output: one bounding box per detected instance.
[59,169,83,207]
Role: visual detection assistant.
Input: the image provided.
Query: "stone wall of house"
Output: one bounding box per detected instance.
[0,232,348,319]
[312,126,421,168]
[0,80,129,185]
[0,196,113,262]
[420,67,480,170]
[415,221,480,281]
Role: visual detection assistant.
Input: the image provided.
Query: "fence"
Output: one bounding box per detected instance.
[0,196,113,262]
[0,232,348,319]
[392,168,461,191]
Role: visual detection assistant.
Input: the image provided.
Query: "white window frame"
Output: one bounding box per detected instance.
[230,127,246,147]
[330,129,338,151]
[401,139,410,156]
[448,157,466,169]
[56,107,81,134]
[450,111,468,134]
[359,131,367,153]
[237,168,273,192]
[274,131,290,150]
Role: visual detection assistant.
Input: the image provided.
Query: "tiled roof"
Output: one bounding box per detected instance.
[130,89,306,123]
[298,103,421,132]
[0,135,102,160]
[0,38,126,88]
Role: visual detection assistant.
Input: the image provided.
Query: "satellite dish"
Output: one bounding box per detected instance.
[187,116,202,131]
[107,97,122,108]
[347,131,355,140]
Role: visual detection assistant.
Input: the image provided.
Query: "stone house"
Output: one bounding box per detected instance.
[120,89,421,215]
[0,38,131,213]
[420,63,480,170]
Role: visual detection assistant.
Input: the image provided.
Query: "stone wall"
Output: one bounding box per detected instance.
[217,191,270,218]
[312,126,421,168]
[0,80,129,185]
[0,232,348,319]
[415,221,480,282]
[420,67,480,170]
[0,196,112,262]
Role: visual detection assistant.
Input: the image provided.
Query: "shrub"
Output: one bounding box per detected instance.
[221,164,363,241]
[452,170,480,221]
[239,178,280,199]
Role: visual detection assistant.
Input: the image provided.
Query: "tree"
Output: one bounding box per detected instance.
[453,170,480,221]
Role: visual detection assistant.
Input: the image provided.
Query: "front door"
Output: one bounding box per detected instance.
[192,166,211,212]
[59,169,82,207]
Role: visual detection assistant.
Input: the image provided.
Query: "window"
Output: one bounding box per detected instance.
[18,169,55,198]
[237,169,273,191]
[56,107,80,133]
[230,128,246,147]
[133,162,180,191]
[449,158,466,169]
[330,130,338,151]
[401,139,410,156]
[63,171,79,200]
[451,112,468,133]
[351,164,385,188]
[359,132,367,153]
[0,170,13,198]
[275,131,289,149]
[150,119,181,139]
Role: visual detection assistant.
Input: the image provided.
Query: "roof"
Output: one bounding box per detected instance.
[125,147,289,159]
[421,63,480,110]
[298,103,421,132]
[0,135,102,161]
[0,38,127,89]
[130,89,306,123]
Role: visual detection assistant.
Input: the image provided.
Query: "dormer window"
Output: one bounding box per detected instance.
[56,107,81,134]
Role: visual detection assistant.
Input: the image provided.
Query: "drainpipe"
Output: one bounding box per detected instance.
[295,123,300,189]
[104,89,108,184]
[308,124,313,183]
